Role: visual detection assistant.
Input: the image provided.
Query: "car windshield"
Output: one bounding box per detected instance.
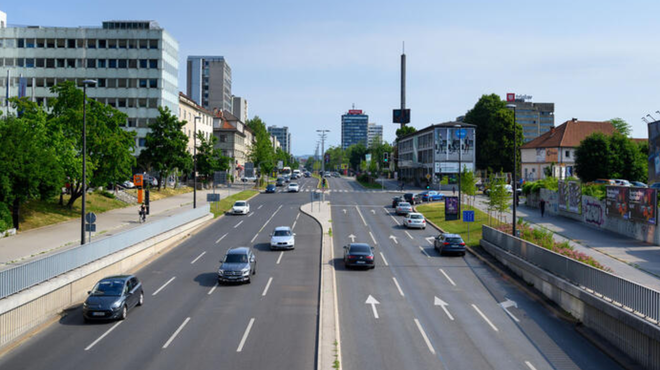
[234,202,246,207]
[446,237,464,244]
[410,214,423,219]
[290,183,297,186]
[225,254,249,263]
[399,202,410,207]
[274,230,292,237]
[349,245,372,254]
[90,280,124,296]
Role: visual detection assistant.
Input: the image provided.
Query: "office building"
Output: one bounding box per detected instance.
[187,56,231,112]
[505,93,554,143]
[0,18,179,153]
[0,11,6,28]
[178,92,214,154]
[232,96,248,123]
[367,123,383,147]
[341,109,368,150]
[268,125,291,154]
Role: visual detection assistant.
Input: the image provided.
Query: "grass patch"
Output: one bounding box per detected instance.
[357,180,383,189]
[312,174,328,189]
[416,203,501,247]
[211,190,259,218]
[125,186,192,201]
[328,227,333,237]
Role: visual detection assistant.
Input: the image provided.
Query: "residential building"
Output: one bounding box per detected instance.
[270,135,281,151]
[232,96,248,123]
[520,119,615,181]
[178,92,214,154]
[397,122,476,189]
[187,56,231,112]
[504,93,554,143]
[0,19,179,153]
[213,110,254,181]
[268,125,291,154]
[341,109,368,150]
[367,123,383,147]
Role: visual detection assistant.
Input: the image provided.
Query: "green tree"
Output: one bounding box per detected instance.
[195,133,231,184]
[487,174,510,223]
[464,94,523,172]
[609,117,632,137]
[575,132,611,182]
[396,125,416,139]
[346,143,368,171]
[460,167,476,208]
[139,106,192,190]
[246,116,275,177]
[609,132,645,181]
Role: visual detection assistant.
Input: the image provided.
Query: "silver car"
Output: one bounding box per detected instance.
[396,202,413,215]
[270,226,295,250]
[404,213,426,229]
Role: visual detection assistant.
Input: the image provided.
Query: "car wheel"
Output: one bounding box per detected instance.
[461,252,466,256]
[119,305,127,320]
[137,292,144,306]
[246,277,251,284]
[83,316,90,324]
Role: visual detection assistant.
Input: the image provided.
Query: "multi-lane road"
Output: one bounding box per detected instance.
[0,175,624,369]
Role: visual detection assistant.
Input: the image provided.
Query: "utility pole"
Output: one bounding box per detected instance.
[317,130,329,176]
[401,42,406,130]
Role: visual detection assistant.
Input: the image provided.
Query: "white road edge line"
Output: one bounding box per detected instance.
[439,269,456,287]
[190,251,206,264]
[414,318,436,355]
[392,277,405,297]
[355,206,368,226]
[419,246,431,258]
[162,317,191,349]
[215,233,228,244]
[405,231,414,239]
[472,304,499,332]
[525,361,538,370]
[85,321,122,351]
[295,212,301,221]
[259,205,283,233]
[262,277,273,296]
[277,251,284,264]
[207,284,218,295]
[237,318,255,352]
[379,252,389,266]
[234,220,244,228]
[152,276,176,296]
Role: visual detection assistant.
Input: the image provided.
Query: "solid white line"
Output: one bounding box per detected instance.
[162,317,191,349]
[215,233,228,244]
[277,251,284,264]
[414,318,436,355]
[392,277,405,297]
[389,214,400,225]
[369,231,377,245]
[295,212,300,221]
[250,233,259,243]
[234,220,244,228]
[258,205,263,210]
[439,269,456,287]
[237,318,255,352]
[190,251,206,264]
[525,361,538,370]
[152,276,175,296]
[292,220,298,230]
[503,307,520,323]
[379,252,389,266]
[262,277,273,296]
[472,304,499,332]
[419,246,431,258]
[355,206,367,226]
[405,231,414,239]
[208,284,218,295]
[85,321,122,351]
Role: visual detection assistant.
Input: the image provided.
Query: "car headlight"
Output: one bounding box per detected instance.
[111,300,122,309]
[241,268,250,275]
[83,302,89,308]
[218,269,224,275]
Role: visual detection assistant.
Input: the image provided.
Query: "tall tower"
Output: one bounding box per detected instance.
[393,43,410,129]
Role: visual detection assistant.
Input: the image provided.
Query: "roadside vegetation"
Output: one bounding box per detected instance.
[416,202,499,247]
[356,174,383,189]
[211,190,259,218]
[125,186,193,201]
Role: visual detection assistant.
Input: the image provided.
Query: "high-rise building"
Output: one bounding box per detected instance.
[505,93,554,143]
[232,96,248,123]
[187,56,232,112]
[0,19,179,153]
[0,11,6,28]
[341,109,369,149]
[367,123,383,147]
[268,126,291,154]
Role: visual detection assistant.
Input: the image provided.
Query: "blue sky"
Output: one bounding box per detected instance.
[4,0,660,154]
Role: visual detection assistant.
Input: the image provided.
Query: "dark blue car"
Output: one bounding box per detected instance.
[266,184,276,193]
[83,275,143,321]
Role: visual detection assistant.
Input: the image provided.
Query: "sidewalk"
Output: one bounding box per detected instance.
[0,186,249,268]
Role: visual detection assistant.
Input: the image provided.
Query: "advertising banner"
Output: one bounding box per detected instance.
[629,188,657,224]
[445,196,459,221]
[605,186,629,220]
[545,148,558,162]
[649,121,660,185]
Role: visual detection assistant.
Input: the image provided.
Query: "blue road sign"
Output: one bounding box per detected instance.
[456,128,467,139]
[207,194,221,202]
[463,210,475,222]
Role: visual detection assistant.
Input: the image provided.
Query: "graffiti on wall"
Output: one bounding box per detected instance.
[584,201,605,227]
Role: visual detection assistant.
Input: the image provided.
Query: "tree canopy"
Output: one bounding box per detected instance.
[609,118,632,137]
[574,132,613,182]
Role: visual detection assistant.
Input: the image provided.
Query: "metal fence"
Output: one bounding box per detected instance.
[482,225,660,323]
[0,205,210,300]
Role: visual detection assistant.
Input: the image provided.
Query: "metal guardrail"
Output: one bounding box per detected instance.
[482,225,660,323]
[0,205,210,300]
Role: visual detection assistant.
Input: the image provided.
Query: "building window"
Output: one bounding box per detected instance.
[87,59,95,68]
[118,59,127,68]
[149,79,157,88]
[67,39,76,48]
[149,59,157,68]
[109,59,117,68]
[565,150,570,158]
[87,39,96,48]
[97,59,106,68]
[98,39,106,48]
[139,79,147,88]
[139,138,146,147]
[139,59,147,68]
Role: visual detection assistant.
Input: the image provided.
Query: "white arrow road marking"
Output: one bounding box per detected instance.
[85,321,122,351]
[162,317,191,349]
[152,277,175,296]
[414,318,436,355]
[404,231,414,239]
[392,277,405,296]
[342,209,347,214]
[216,233,228,244]
[366,295,380,319]
[525,361,538,370]
[276,251,284,264]
[369,231,377,245]
[472,304,499,332]
[371,210,376,214]
[262,277,273,296]
[348,234,356,242]
[419,246,431,258]
[499,298,520,322]
[190,251,206,264]
[425,237,435,245]
[234,220,244,228]
[355,206,367,226]
[434,296,454,321]
[237,318,255,352]
[439,269,456,286]
[389,235,398,244]
[379,252,389,266]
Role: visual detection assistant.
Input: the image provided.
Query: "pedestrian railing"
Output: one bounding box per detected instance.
[0,205,210,300]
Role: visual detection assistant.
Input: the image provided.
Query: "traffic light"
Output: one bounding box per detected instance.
[383,152,389,163]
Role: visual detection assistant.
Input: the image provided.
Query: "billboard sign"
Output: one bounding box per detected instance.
[348,109,363,115]
[629,188,657,224]
[605,186,629,220]
[445,196,459,221]
[245,162,255,178]
[393,109,411,124]
[648,121,660,185]
[434,127,475,163]
[506,93,515,102]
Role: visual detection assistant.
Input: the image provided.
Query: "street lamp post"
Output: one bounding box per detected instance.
[80,79,97,245]
[193,116,200,209]
[506,104,517,237]
[454,124,462,219]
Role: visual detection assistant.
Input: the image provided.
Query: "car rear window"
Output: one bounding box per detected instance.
[235,202,246,207]
[274,230,291,237]
[350,245,371,254]
[446,237,463,243]
[399,202,410,207]
[410,214,423,219]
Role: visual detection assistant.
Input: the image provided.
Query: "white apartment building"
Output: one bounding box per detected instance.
[0,17,179,153]
[178,92,214,154]
[367,122,383,146]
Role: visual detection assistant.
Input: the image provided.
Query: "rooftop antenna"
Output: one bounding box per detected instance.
[642,117,649,124]
[647,114,657,121]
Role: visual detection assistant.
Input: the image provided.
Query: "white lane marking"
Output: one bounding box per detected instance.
[292,220,298,230]
[425,237,435,245]
[85,321,122,351]
[258,205,263,210]
[247,212,254,218]
[525,361,538,370]
[439,269,456,287]
[365,295,380,319]
[389,214,400,225]
[250,233,259,243]
[379,252,389,266]
[369,231,377,245]
[392,277,405,297]
[258,205,283,233]
[237,318,255,352]
[234,220,244,228]
[355,206,367,226]
[414,318,437,355]
[208,284,218,295]
[152,276,176,296]
[216,233,228,244]
[434,296,454,321]
[262,277,273,296]
[162,317,191,349]
[405,231,414,239]
[276,251,284,264]
[472,304,499,332]
[500,299,520,323]
[419,246,431,258]
[389,235,398,244]
[295,212,300,221]
[190,251,206,264]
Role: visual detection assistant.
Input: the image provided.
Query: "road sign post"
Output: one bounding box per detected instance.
[463,210,475,242]
[85,212,96,242]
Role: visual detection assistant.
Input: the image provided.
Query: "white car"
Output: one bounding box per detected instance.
[404,213,426,229]
[288,183,299,192]
[232,200,250,215]
[270,226,295,250]
[122,180,135,189]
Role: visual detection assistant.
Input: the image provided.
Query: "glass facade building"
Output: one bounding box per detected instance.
[341,110,369,149]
